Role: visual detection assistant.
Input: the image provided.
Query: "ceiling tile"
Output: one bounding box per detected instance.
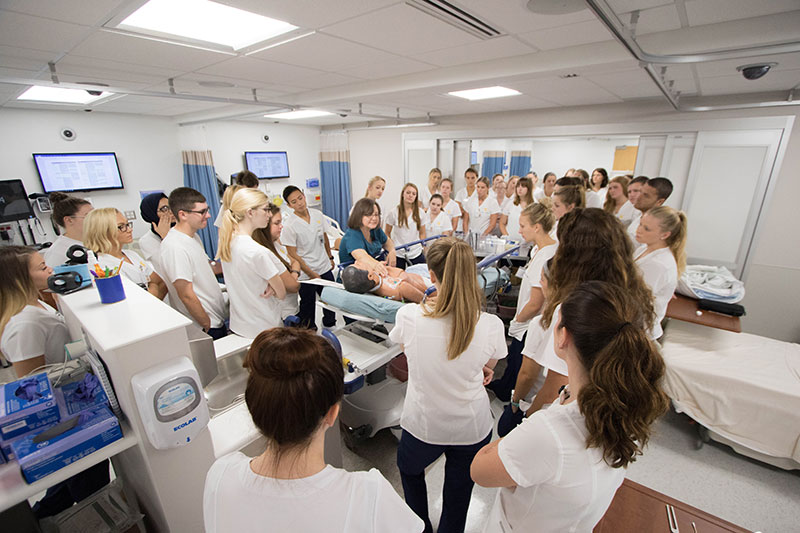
[250,33,397,71]
[607,0,674,12]
[0,10,90,53]
[585,69,664,99]
[415,36,536,68]
[0,0,125,26]
[517,19,613,50]
[197,56,329,86]
[627,4,683,34]
[68,31,230,71]
[502,76,623,106]
[169,74,301,99]
[322,3,480,56]
[699,69,800,96]
[685,0,800,26]
[448,0,591,34]
[0,45,56,72]
[218,0,399,29]
[695,53,800,78]
[339,56,436,80]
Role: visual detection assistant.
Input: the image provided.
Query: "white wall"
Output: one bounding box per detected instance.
[0,108,183,243]
[348,128,405,216]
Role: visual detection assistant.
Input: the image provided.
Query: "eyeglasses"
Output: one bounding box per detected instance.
[184,208,210,216]
[117,222,133,232]
[157,205,171,213]
[365,213,380,219]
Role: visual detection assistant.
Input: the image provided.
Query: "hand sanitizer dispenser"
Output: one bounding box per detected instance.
[131,357,209,450]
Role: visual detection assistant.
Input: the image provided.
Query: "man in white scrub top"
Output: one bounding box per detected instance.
[160,187,228,339]
[627,177,673,242]
[282,186,336,330]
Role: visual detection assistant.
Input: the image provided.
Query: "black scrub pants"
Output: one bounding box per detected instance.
[486,333,526,402]
[32,459,110,519]
[298,269,337,330]
[396,253,426,271]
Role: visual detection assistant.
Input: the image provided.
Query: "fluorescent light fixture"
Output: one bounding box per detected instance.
[265,110,334,120]
[448,86,521,100]
[244,31,316,56]
[119,0,298,51]
[17,86,113,104]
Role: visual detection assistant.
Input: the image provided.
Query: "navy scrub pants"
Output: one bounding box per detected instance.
[397,429,492,533]
[396,253,426,271]
[486,333,526,402]
[298,269,337,330]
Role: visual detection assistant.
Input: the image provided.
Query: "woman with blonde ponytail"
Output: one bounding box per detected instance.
[218,188,286,339]
[473,281,668,533]
[389,237,507,533]
[634,205,687,338]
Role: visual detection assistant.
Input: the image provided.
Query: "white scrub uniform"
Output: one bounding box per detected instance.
[634,245,678,339]
[533,188,551,204]
[1,301,70,365]
[425,211,451,237]
[627,209,643,242]
[485,395,625,533]
[508,244,557,341]
[270,241,299,319]
[281,209,331,279]
[389,304,507,445]
[97,250,154,290]
[586,188,607,209]
[160,228,227,329]
[442,199,461,228]
[614,200,637,228]
[522,307,567,376]
[138,231,161,264]
[498,194,514,214]
[465,196,501,236]
[221,235,282,339]
[419,186,438,209]
[44,235,83,268]
[502,203,523,241]
[455,187,476,206]
[204,452,423,533]
[384,209,428,260]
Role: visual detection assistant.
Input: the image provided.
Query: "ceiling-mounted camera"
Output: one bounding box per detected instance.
[86,90,103,96]
[261,134,270,144]
[60,128,76,141]
[736,63,777,80]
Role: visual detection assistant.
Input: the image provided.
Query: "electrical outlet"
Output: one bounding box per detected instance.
[124,210,136,220]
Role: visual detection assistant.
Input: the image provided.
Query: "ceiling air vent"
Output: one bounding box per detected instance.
[406,0,503,40]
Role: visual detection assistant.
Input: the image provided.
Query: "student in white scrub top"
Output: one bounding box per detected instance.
[252,205,301,321]
[204,328,423,533]
[217,188,286,339]
[585,167,609,209]
[489,174,504,202]
[389,238,506,533]
[424,194,452,237]
[418,167,442,210]
[385,183,427,269]
[488,203,556,404]
[455,168,479,232]
[438,178,462,233]
[628,177,673,244]
[350,175,388,224]
[213,171,260,228]
[499,176,534,241]
[83,208,167,298]
[0,247,70,377]
[472,281,669,533]
[464,177,501,237]
[503,208,657,436]
[498,175,517,212]
[634,206,687,339]
[624,176,651,241]
[533,172,557,204]
[160,187,229,340]
[43,192,93,268]
[549,185,584,241]
[138,193,174,271]
[602,176,636,228]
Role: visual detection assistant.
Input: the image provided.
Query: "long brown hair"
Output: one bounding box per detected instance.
[647,206,688,275]
[0,246,38,343]
[252,204,291,271]
[396,183,422,230]
[554,185,585,209]
[50,192,91,229]
[542,208,655,330]
[559,281,668,468]
[603,175,630,213]
[514,177,534,206]
[423,238,484,360]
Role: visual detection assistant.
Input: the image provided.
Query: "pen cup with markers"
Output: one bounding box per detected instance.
[95,274,126,304]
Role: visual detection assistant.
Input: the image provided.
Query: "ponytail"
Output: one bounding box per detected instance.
[50,192,91,229]
[648,206,688,275]
[217,188,270,262]
[554,185,585,210]
[252,204,292,271]
[559,281,668,468]
[423,238,483,360]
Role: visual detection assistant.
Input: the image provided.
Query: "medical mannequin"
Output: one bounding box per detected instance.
[499,176,534,241]
[464,177,501,237]
[635,206,688,339]
[438,179,461,232]
[419,167,442,210]
[501,209,655,436]
[339,198,397,276]
[218,188,286,339]
[385,183,428,269]
[160,187,228,339]
[44,192,93,268]
[282,186,335,330]
[252,205,301,320]
[204,328,423,533]
[533,172,556,203]
[603,176,636,228]
[389,238,506,533]
[472,281,669,533]
[488,203,556,402]
[84,208,167,299]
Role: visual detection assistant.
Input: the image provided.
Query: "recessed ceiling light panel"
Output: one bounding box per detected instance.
[264,110,334,120]
[119,0,298,51]
[448,86,521,101]
[17,86,113,104]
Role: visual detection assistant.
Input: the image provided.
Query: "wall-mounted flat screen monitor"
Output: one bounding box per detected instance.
[470,151,478,165]
[0,179,35,222]
[33,152,124,193]
[245,151,290,179]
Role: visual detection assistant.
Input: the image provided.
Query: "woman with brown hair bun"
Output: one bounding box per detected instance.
[472,280,668,533]
[204,328,422,532]
[44,192,93,268]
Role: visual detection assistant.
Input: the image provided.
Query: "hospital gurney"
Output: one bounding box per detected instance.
[660,320,800,470]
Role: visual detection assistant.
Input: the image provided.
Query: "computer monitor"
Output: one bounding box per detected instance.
[244,151,290,179]
[0,179,35,223]
[33,152,124,193]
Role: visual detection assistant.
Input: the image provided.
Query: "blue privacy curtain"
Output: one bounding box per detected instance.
[319,132,352,228]
[509,151,531,177]
[182,150,221,258]
[482,151,505,177]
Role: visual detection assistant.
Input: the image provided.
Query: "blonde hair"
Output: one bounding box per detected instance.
[423,238,484,360]
[83,208,122,254]
[603,176,630,213]
[221,184,244,212]
[0,246,38,346]
[217,188,271,262]
[396,183,422,230]
[648,206,688,275]
[365,176,385,197]
[520,202,555,233]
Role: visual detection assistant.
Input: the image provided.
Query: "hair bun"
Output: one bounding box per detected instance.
[49,191,71,203]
